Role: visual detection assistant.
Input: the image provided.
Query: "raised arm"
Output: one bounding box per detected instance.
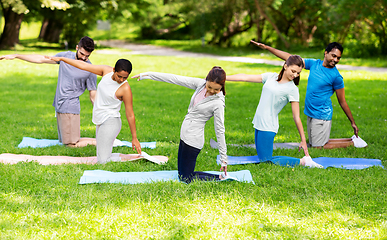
[46,56,112,76]
[226,74,262,83]
[132,72,204,90]
[118,83,141,154]
[291,101,309,156]
[250,40,292,61]
[1,54,56,64]
[335,88,359,137]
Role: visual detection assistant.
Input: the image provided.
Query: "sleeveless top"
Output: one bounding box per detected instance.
[92,72,127,125]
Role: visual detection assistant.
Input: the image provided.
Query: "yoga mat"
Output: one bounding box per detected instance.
[0,152,167,165]
[17,137,156,149]
[217,155,384,169]
[210,138,298,150]
[79,170,254,184]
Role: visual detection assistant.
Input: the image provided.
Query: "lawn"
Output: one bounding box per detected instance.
[0,47,386,239]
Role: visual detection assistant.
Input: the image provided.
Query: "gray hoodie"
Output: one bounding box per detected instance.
[140,72,228,166]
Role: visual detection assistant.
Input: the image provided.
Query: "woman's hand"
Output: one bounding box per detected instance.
[45,55,61,62]
[220,165,227,175]
[132,74,148,81]
[131,74,140,80]
[299,141,309,156]
[132,138,142,154]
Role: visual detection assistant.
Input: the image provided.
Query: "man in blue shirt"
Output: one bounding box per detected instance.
[0,36,97,147]
[251,40,360,149]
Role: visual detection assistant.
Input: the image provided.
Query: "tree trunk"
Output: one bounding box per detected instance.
[0,7,24,49]
[255,16,265,43]
[254,0,289,48]
[39,18,49,39]
[42,19,63,43]
[217,19,254,46]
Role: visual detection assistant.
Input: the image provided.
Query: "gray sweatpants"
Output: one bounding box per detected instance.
[96,117,122,164]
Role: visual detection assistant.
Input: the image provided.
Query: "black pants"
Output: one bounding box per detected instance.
[178,139,219,184]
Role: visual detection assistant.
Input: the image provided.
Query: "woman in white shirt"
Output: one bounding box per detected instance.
[227,55,321,168]
[133,67,230,183]
[47,56,141,163]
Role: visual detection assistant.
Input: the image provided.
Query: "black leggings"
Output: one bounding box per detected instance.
[178,139,220,184]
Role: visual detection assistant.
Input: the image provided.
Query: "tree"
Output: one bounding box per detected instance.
[360,0,387,54]
[254,0,289,48]
[0,0,28,49]
[0,0,69,49]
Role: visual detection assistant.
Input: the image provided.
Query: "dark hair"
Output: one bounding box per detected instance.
[325,42,343,54]
[206,66,226,96]
[78,36,95,52]
[277,55,304,86]
[114,59,132,74]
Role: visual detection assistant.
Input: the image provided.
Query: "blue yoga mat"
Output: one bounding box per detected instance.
[17,137,156,149]
[217,155,384,169]
[79,170,254,184]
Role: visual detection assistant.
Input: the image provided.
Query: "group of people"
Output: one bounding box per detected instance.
[0,36,364,183]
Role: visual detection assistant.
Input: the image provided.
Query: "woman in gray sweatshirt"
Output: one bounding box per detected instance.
[133,67,229,183]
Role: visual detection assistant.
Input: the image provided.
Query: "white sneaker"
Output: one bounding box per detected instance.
[301,156,323,168]
[220,172,238,181]
[351,135,368,148]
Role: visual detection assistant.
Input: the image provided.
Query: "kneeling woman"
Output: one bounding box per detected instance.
[133,67,229,183]
[227,55,321,168]
[47,56,141,163]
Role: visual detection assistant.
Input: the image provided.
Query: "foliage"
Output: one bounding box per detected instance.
[0,47,386,238]
[2,0,387,55]
[116,0,387,55]
[0,0,70,49]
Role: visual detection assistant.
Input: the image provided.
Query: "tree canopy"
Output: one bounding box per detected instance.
[1,0,386,55]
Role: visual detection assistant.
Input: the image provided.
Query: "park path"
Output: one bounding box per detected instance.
[99,40,387,73]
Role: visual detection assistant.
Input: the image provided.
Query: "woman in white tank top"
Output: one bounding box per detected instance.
[47,56,141,163]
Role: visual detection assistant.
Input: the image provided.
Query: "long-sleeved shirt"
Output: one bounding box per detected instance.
[140,72,228,166]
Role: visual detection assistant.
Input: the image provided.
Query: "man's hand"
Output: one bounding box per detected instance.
[250,40,268,50]
[352,123,359,137]
[0,54,17,60]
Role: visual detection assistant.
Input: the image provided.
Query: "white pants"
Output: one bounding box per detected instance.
[96,117,122,164]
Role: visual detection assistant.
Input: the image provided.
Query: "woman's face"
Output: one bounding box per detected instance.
[283,64,303,81]
[112,70,129,84]
[205,81,223,96]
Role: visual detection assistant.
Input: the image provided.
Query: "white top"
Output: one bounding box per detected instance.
[92,72,127,125]
[252,72,299,133]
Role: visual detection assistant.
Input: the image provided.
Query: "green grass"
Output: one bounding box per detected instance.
[0,47,387,239]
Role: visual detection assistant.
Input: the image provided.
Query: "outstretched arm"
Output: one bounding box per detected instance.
[132,72,204,90]
[119,83,141,154]
[250,40,292,62]
[291,101,309,156]
[335,88,359,137]
[226,74,263,83]
[46,56,112,76]
[1,54,56,64]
